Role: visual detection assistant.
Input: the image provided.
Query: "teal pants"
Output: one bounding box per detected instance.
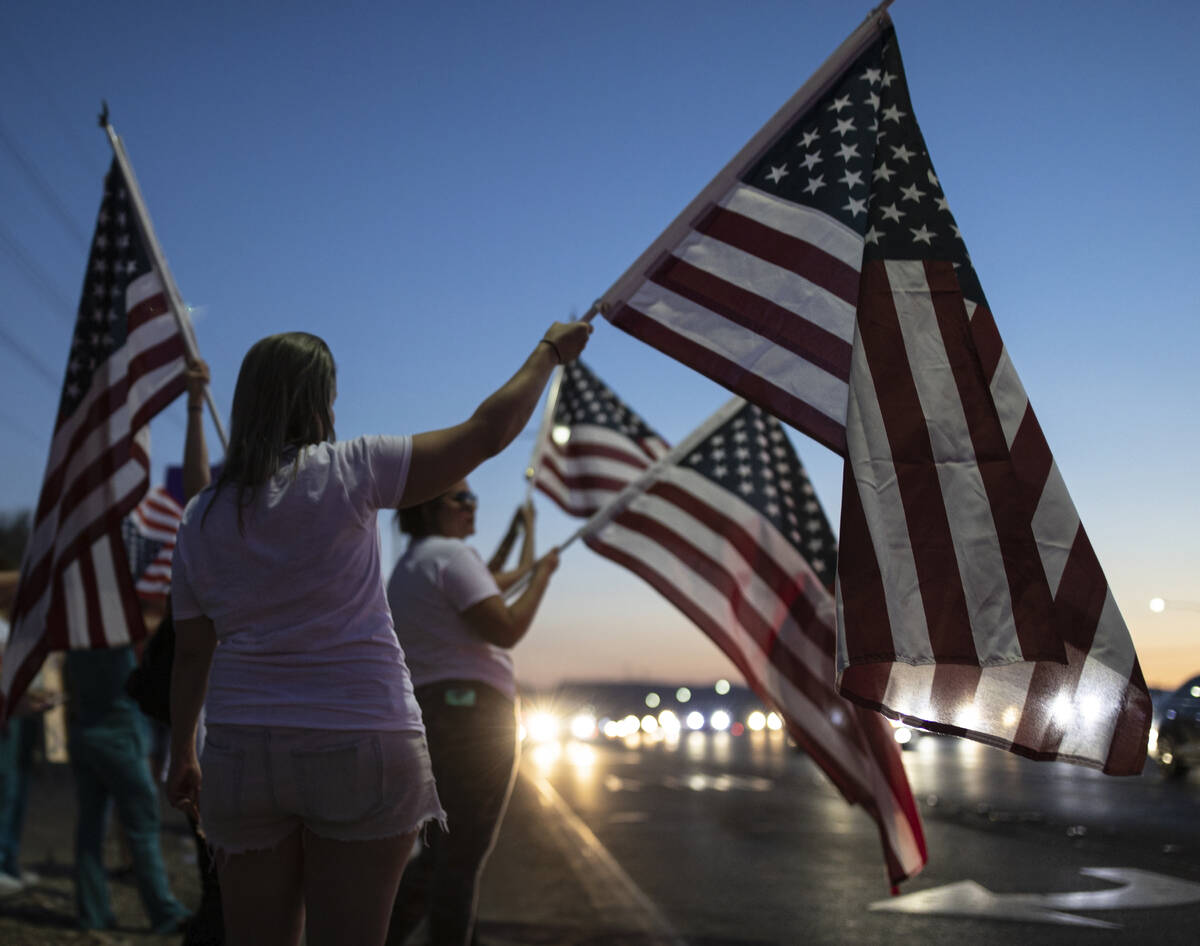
[68,714,186,931]
[0,715,39,877]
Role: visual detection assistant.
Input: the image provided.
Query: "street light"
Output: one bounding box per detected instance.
[1149,598,1200,613]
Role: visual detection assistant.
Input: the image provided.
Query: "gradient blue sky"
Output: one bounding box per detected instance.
[2,1,1197,689]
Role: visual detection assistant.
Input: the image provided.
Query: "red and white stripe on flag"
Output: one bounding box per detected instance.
[592,14,1151,773]
[128,485,184,599]
[581,433,926,888]
[2,159,188,719]
[837,260,1151,774]
[533,361,669,518]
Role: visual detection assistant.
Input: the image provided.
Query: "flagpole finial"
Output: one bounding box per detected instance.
[98,101,110,129]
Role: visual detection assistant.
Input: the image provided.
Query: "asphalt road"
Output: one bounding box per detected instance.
[522,729,1200,945]
[5,727,1199,945]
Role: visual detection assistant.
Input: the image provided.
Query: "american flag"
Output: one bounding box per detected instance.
[1,159,189,718]
[536,371,926,887]
[123,484,184,600]
[596,18,1150,774]
[533,360,669,517]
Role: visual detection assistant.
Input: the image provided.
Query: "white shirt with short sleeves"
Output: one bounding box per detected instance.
[171,435,423,732]
[387,536,516,701]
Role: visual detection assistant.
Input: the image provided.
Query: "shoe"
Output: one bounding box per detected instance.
[151,909,192,935]
[0,872,22,898]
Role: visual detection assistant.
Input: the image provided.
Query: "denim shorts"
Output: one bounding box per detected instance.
[199,724,445,857]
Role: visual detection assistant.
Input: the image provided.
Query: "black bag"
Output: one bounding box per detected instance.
[125,608,175,724]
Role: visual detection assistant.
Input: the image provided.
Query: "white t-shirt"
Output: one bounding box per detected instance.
[387,536,516,701]
[172,435,423,732]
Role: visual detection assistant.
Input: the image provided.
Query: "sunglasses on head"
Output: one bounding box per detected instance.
[446,490,478,507]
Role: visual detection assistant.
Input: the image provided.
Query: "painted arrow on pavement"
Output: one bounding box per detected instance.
[869,868,1200,929]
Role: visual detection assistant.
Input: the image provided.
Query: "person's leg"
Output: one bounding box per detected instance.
[70,732,116,930]
[217,829,305,946]
[92,719,188,930]
[385,831,435,945]
[0,720,22,877]
[303,830,417,946]
[9,716,39,880]
[423,687,518,946]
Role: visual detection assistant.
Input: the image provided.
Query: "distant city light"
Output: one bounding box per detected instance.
[658,710,681,734]
[641,714,659,734]
[602,719,620,739]
[551,424,571,446]
[686,711,705,731]
[675,687,692,703]
[570,713,597,741]
[525,712,560,744]
[619,715,641,738]
[766,712,782,731]
[710,709,731,731]
[714,679,731,695]
[747,711,766,732]
[645,692,661,708]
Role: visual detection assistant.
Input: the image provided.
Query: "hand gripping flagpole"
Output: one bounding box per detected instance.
[99,104,229,452]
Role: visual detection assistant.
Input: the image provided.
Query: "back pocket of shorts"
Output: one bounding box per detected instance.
[292,736,384,823]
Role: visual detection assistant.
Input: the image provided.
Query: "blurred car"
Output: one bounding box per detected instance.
[1151,674,1200,778]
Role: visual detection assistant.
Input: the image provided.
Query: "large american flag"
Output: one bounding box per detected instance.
[595,18,1150,774]
[535,369,926,888]
[1,159,188,718]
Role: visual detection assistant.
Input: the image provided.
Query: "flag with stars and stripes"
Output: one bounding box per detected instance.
[593,14,1150,774]
[574,397,926,888]
[533,360,669,517]
[123,484,184,600]
[2,159,189,719]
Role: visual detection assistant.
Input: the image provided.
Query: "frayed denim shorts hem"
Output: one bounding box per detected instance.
[198,724,446,859]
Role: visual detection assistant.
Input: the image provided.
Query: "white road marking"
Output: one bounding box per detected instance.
[523,763,686,945]
[870,868,1200,929]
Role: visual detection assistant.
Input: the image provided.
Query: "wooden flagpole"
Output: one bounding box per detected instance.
[523,363,564,503]
[99,105,229,452]
[505,395,748,600]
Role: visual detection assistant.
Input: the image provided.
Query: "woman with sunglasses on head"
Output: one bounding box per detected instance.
[384,483,557,946]
[165,321,589,946]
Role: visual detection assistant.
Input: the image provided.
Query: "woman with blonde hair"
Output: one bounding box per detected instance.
[166,322,589,946]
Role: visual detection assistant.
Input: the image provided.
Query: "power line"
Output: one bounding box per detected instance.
[0,320,62,392]
[0,36,98,179]
[0,403,49,450]
[0,113,90,251]
[0,221,78,325]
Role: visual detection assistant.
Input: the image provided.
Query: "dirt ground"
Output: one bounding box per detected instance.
[0,760,202,945]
